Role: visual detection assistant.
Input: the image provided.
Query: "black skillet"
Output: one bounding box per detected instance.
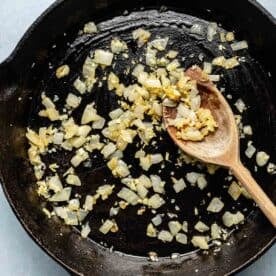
[0,0,275,275]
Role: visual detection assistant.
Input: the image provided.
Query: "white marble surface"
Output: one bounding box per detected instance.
[0,0,275,275]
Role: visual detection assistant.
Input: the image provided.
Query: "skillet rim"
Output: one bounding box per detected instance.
[0,0,275,275]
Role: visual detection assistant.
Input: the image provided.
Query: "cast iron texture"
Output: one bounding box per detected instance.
[0,0,275,275]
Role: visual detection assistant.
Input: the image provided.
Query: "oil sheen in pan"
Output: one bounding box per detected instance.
[27,9,274,257]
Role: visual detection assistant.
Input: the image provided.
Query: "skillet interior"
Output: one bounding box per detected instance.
[0,0,275,275]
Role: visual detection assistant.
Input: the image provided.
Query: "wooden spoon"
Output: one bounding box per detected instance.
[163,65,276,227]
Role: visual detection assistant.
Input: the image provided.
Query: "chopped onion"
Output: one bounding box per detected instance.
[256,151,270,167]
[111,38,128,53]
[96,184,114,200]
[182,221,188,233]
[94,49,114,66]
[48,174,63,193]
[225,32,235,42]
[117,187,139,205]
[81,222,91,238]
[83,195,94,211]
[234,98,246,113]
[168,220,182,236]
[150,175,165,194]
[66,93,81,108]
[132,28,151,47]
[151,214,162,226]
[222,211,244,227]
[231,41,248,51]
[150,37,169,51]
[101,143,117,159]
[207,197,224,213]
[49,187,72,202]
[66,174,81,186]
[208,75,220,82]
[176,233,187,244]
[73,78,86,94]
[245,141,256,159]
[81,103,101,124]
[109,108,124,119]
[191,236,209,249]
[267,162,276,175]
[99,219,114,234]
[71,148,89,167]
[158,230,173,242]
[136,183,148,199]
[197,175,207,190]
[83,22,98,34]
[190,23,204,36]
[68,198,80,211]
[243,125,253,136]
[148,194,165,209]
[171,177,186,193]
[186,172,201,185]
[147,223,157,237]
[64,211,78,225]
[211,223,222,240]
[54,206,68,219]
[77,210,88,222]
[92,117,106,129]
[110,206,120,216]
[53,132,64,145]
[228,181,242,201]
[207,22,218,42]
[203,62,212,74]
[56,65,70,79]
[194,221,209,232]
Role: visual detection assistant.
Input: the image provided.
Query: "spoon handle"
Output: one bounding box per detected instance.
[231,161,276,228]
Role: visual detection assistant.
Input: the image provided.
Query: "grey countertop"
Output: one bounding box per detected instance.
[0,0,275,275]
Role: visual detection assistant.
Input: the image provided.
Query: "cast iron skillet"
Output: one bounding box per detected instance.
[0,0,275,275]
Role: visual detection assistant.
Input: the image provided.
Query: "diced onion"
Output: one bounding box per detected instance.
[66,174,81,186]
[148,194,165,209]
[158,230,173,242]
[245,141,256,159]
[49,187,72,202]
[94,49,114,66]
[150,175,165,194]
[207,197,224,213]
[203,62,212,74]
[111,38,128,53]
[176,233,187,244]
[207,22,218,42]
[191,236,209,249]
[194,221,209,232]
[117,187,139,205]
[211,223,222,240]
[190,23,204,36]
[222,211,244,227]
[146,223,157,237]
[228,181,242,201]
[48,174,63,193]
[256,151,270,167]
[99,219,114,234]
[168,221,182,236]
[81,222,91,238]
[231,41,248,51]
[171,177,186,193]
[151,214,162,226]
[83,22,98,34]
[150,37,169,51]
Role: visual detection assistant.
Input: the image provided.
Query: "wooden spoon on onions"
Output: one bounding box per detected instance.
[163,65,276,227]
